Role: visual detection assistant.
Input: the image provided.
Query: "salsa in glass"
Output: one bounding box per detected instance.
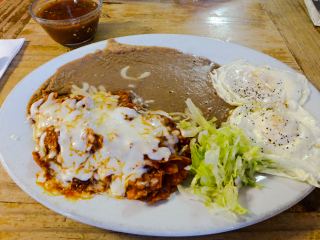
[37,0,99,20]
[32,0,101,46]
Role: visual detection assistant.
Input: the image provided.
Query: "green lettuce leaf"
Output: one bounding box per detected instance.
[178,99,271,218]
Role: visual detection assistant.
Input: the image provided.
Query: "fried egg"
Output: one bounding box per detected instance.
[228,102,320,186]
[210,59,310,106]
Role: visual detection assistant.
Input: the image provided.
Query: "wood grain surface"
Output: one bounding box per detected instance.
[1,0,320,239]
[0,0,34,39]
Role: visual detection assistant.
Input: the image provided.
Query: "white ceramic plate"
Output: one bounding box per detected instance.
[0,34,318,237]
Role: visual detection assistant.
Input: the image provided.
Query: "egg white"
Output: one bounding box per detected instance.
[210,59,310,106]
[228,103,320,186]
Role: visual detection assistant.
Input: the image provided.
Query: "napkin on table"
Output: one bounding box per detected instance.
[0,38,25,79]
[305,0,320,26]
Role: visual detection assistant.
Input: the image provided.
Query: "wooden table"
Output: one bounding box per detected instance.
[1,0,320,239]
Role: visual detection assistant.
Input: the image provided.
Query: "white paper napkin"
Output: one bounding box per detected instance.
[0,38,25,79]
[305,0,320,26]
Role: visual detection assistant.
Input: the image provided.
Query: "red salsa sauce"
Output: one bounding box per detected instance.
[36,0,100,45]
[37,0,98,20]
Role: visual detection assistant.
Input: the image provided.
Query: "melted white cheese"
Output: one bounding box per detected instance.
[30,86,179,196]
[120,66,151,81]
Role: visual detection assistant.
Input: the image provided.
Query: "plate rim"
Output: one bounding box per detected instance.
[0,33,316,237]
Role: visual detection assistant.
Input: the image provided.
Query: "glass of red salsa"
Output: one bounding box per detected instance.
[30,0,102,46]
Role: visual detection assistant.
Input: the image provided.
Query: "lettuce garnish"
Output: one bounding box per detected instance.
[178,99,271,218]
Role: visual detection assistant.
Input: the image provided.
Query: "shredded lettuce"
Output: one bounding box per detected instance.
[178,99,271,218]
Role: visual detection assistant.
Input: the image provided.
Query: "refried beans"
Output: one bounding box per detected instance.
[28,39,234,125]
